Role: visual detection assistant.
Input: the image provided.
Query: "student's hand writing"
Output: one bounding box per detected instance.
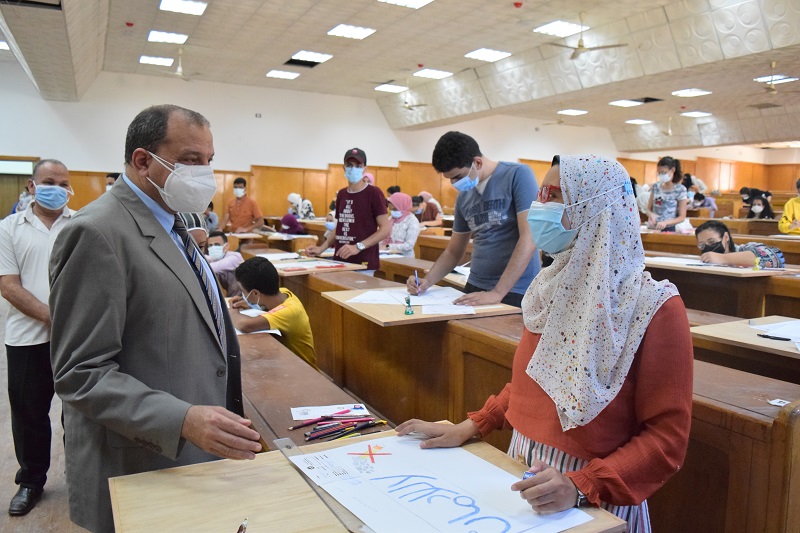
[395,419,479,449]
[453,290,502,306]
[511,459,580,514]
[305,245,322,257]
[229,295,248,310]
[181,405,262,460]
[655,221,669,230]
[700,251,725,264]
[336,244,359,259]
[406,275,430,295]
[647,213,657,227]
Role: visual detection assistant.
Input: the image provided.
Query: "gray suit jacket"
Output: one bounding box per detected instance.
[49,179,243,533]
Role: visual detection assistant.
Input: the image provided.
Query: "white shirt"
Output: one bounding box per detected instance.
[0,203,73,346]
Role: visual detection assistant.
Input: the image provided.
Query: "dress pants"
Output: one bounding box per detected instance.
[6,342,55,490]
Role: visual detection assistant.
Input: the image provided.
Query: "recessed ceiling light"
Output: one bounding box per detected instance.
[533,20,587,38]
[609,100,643,107]
[159,0,207,16]
[377,0,434,8]
[0,41,9,50]
[147,30,188,44]
[671,88,712,97]
[681,111,712,118]
[374,84,408,93]
[327,24,376,40]
[266,70,300,80]
[753,74,799,84]
[557,109,588,116]
[414,68,452,79]
[139,55,174,67]
[291,51,333,64]
[625,119,652,125]
[464,48,511,62]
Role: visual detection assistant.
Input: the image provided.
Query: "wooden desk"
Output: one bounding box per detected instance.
[225,232,265,250]
[268,258,365,277]
[640,231,800,265]
[765,275,800,319]
[258,233,318,253]
[691,316,800,384]
[377,257,467,289]
[687,217,780,236]
[415,234,472,263]
[110,431,625,533]
[445,315,800,533]
[301,220,328,243]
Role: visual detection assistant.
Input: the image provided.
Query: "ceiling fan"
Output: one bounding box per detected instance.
[548,13,628,60]
[662,116,673,137]
[542,117,584,127]
[168,48,191,81]
[402,99,428,111]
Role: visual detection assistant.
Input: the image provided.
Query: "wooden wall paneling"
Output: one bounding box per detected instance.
[373,166,398,194]
[251,166,304,217]
[302,170,328,217]
[0,175,28,215]
[397,161,440,200]
[326,164,344,209]
[696,157,722,192]
[766,165,800,191]
[617,158,647,184]
[69,171,109,211]
[719,162,733,193]
[751,163,768,191]
[682,160,696,177]
[518,158,550,185]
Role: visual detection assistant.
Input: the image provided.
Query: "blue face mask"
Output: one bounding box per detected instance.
[414,208,423,215]
[452,163,478,192]
[345,167,364,183]
[34,183,71,210]
[243,290,263,311]
[324,221,336,231]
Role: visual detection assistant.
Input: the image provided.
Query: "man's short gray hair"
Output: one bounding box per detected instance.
[124,104,210,164]
[32,159,67,179]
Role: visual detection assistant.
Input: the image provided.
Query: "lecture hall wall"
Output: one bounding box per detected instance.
[2,60,799,216]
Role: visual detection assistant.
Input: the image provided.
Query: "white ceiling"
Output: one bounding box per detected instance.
[2,0,800,151]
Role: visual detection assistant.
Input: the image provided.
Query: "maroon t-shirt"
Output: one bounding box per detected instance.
[334,184,387,270]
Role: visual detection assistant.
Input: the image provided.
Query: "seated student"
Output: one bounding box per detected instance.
[178,212,208,252]
[206,231,244,296]
[279,213,305,235]
[382,192,421,257]
[230,257,317,369]
[323,211,336,241]
[745,196,775,220]
[691,193,718,218]
[412,195,442,227]
[695,220,784,268]
[287,192,315,219]
[418,191,444,216]
[739,186,764,206]
[362,172,375,186]
[386,185,401,196]
[778,179,800,235]
[205,201,219,232]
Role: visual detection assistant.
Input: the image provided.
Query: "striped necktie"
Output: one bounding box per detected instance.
[173,215,227,351]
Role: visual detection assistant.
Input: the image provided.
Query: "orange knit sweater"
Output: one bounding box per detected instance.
[468,296,693,507]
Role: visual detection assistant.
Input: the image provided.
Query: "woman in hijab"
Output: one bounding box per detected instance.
[381,192,420,257]
[398,155,693,532]
[279,213,305,235]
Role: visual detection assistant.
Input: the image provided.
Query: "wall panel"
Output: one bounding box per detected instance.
[250,166,303,217]
[303,170,328,217]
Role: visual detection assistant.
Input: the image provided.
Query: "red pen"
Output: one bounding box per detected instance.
[288,408,350,430]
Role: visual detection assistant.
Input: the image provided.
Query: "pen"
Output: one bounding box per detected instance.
[414,269,420,295]
[330,420,387,440]
[288,408,350,430]
[757,333,792,341]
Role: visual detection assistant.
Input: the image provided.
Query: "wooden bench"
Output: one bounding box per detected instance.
[415,234,472,263]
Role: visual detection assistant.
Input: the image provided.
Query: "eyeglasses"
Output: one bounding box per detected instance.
[537,184,562,203]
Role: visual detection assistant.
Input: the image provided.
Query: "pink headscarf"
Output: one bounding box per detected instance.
[387,192,413,224]
[280,214,305,235]
[363,172,375,185]
[418,191,432,202]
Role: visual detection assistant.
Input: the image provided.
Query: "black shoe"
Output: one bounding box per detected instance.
[8,486,43,516]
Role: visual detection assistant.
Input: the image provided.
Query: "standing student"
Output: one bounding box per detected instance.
[382,192,421,257]
[49,105,261,532]
[0,159,73,517]
[778,179,800,235]
[398,155,692,531]
[695,220,784,268]
[305,148,390,275]
[406,131,538,307]
[221,177,263,233]
[647,156,688,231]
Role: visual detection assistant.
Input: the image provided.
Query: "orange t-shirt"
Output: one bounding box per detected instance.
[227,196,263,230]
[468,296,693,507]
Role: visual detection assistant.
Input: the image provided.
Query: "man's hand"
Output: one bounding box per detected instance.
[305,245,323,257]
[511,459,580,514]
[336,244,359,260]
[453,290,503,306]
[181,405,262,460]
[395,419,479,449]
[406,275,430,295]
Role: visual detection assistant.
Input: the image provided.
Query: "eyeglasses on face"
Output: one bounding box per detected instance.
[537,184,562,203]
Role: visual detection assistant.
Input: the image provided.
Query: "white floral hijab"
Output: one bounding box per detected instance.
[522,155,678,431]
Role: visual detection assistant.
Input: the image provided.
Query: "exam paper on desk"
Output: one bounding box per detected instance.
[751,320,800,341]
[257,252,300,261]
[290,403,370,421]
[289,435,592,533]
[234,308,282,336]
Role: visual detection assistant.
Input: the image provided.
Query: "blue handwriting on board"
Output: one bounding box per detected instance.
[370,474,512,533]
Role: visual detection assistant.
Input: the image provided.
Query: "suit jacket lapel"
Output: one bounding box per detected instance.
[112,180,224,356]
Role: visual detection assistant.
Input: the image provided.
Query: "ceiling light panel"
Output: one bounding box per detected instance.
[159,0,207,16]
[148,31,189,44]
[558,109,588,116]
[464,48,511,62]
[291,51,333,63]
[377,0,434,8]
[375,84,407,93]
[267,70,299,80]
[609,100,643,107]
[681,111,712,118]
[753,74,799,84]
[626,119,652,125]
[0,42,9,51]
[327,24,376,40]
[414,68,452,79]
[533,20,587,38]
[139,55,174,67]
[671,88,712,97]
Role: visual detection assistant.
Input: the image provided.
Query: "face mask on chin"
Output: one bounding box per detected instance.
[452,163,479,192]
[243,290,263,311]
[146,151,217,213]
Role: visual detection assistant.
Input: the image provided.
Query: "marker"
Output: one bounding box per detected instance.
[757,333,792,341]
[414,270,420,295]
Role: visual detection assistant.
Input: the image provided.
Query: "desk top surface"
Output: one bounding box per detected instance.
[691,315,800,359]
[267,257,365,277]
[322,288,521,327]
[644,255,786,277]
[110,431,625,533]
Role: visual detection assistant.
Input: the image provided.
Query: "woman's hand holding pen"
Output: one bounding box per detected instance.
[511,459,581,514]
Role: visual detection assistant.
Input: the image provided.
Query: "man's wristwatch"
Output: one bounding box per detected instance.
[356,242,366,251]
[575,487,589,507]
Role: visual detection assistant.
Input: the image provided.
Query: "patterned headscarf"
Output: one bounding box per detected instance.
[522,155,678,431]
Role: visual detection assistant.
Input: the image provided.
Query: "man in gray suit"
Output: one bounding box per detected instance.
[49,105,262,532]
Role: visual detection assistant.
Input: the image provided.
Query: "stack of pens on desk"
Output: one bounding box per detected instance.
[288,416,387,441]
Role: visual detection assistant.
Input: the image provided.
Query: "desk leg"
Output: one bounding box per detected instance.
[734,278,766,318]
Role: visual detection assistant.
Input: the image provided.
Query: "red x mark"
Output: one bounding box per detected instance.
[347,444,392,463]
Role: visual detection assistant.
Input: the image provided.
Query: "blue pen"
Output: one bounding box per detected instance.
[522,471,536,480]
[414,270,420,294]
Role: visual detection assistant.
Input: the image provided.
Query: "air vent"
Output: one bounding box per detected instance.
[284,59,320,68]
[749,102,782,110]
[0,0,62,9]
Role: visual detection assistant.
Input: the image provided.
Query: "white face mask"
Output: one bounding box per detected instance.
[751,205,764,214]
[658,173,671,183]
[146,151,217,213]
[208,244,225,260]
[233,188,245,198]
[281,224,290,230]
[390,210,402,218]
[106,184,113,192]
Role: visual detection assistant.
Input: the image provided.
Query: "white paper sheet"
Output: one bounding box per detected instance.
[290,403,370,421]
[453,266,471,277]
[226,232,262,239]
[422,305,475,315]
[379,252,405,258]
[389,286,466,306]
[268,233,314,241]
[644,256,709,267]
[346,291,405,305]
[257,252,299,261]
[272,260,341,270]
[290,436,592,533]
[750,320,800,341]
